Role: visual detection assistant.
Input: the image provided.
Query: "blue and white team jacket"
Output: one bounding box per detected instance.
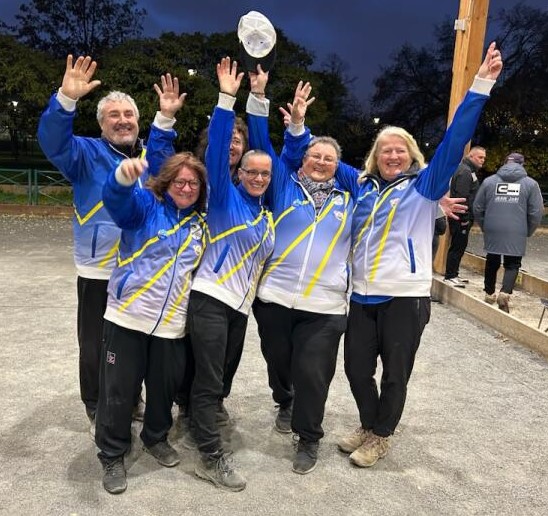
[37,93,145,279]
[188,99,274,315]
[247,98,354,315]
[348,78,495,298]
[102,171,206,338]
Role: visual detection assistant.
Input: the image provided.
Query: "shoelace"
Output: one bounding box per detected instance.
[217,454,234,477]
[105,461,124,476]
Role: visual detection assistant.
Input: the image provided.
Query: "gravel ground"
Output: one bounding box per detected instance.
[1,213,547,516]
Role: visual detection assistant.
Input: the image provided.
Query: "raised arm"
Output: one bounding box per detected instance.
[146,73,187,177]
[415,42,503,201]
[37,55,102,181]
[279,81,315,171]
[205,57,244,206]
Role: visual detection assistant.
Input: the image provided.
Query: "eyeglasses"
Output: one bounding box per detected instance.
[306,153,337,165]
[171,179,201,190]
[240,168,272,179]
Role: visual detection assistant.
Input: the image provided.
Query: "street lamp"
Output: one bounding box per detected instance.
[188,69,197,77]
[373,117,380,125]
[11,100,18,109]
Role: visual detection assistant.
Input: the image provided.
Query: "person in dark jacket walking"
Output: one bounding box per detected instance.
[473,152,544,312]
[444,146,486,287]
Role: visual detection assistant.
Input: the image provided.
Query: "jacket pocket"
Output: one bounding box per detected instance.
[116,270,133,300]
[407,238,416,273]
[91,224,100,258]
[213,244,231,273]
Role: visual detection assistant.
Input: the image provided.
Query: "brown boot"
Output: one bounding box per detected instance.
[338,427,372,454]
[496,292,511,313]
[349,434,390,467]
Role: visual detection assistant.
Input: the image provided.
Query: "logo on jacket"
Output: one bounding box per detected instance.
[333,195,344,206]
[157,229,168,240]
[106,351,116,365]
[390,198,400,207]
[193,244,203,256]
[496,182,520,197]
[334,210,344,221]
[190,222,203,240]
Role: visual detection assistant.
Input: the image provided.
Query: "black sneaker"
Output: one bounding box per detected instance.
[274,404,292,434]
[143,440,180,467]
[292,439,319,475]
[102,457,127,494]
[216,399,230,426]
[195,452,246,492]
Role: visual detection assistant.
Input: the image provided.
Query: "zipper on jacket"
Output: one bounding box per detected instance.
[236,209,272,312]
[151,208,183,334]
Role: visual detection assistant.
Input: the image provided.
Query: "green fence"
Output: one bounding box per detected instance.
[0,168,72,205]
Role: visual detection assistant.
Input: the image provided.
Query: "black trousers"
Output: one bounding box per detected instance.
[444,219,472,279]
[484,253,522,295]
[96,320,189,461]
[187,291,248,455]
[76,276,109,418]
[344,297,430,437]
[174,326,243,412]
[253,299,346,442]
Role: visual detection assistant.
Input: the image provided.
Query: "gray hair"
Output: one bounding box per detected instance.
[306,136,342,161]
[96,91,140,124]
[240,149,272,169]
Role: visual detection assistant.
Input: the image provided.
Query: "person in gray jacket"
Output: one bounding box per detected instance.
[473,152,544,312]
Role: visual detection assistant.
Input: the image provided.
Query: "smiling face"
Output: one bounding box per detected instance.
[376,135,412,181]
[301,142,339,182]
[229,129,245,169]
[98,100,139,147]
[238,154,272,197]
[167,166,201,209]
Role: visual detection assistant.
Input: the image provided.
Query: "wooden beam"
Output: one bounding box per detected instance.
[433,0,490,273]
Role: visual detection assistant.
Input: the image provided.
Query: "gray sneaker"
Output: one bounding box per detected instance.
[143,440,180,467]
[292,439,319,475]
[195,452,246,492]
[102,457,127,494]
[274,404,292,434]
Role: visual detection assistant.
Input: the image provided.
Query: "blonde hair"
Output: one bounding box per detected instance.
[359,126,425,183]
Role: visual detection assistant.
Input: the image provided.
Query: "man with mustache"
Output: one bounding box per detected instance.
[38,55,146,436]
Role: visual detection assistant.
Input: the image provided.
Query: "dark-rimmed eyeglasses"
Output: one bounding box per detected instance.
[171,179,201,190]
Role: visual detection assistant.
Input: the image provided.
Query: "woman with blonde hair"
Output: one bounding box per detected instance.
[338,43,503,467]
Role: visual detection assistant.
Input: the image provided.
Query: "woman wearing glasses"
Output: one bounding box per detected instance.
[184,57,275,492]
[246,70,353,475]
[95,152,207,494]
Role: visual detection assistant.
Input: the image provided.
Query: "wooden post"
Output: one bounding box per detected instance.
[433,0,490,273]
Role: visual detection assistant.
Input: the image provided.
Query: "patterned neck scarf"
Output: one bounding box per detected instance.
[299,173,336,211]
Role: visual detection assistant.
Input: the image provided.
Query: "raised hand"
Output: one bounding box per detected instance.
[440,195,468,221]
[248,63,269,94]
[217,57,244,97]
[119,158,148,185]
[153,73,187,119]
[278,80,316,125]
[60,55,101,100]
[477,42,503,81]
